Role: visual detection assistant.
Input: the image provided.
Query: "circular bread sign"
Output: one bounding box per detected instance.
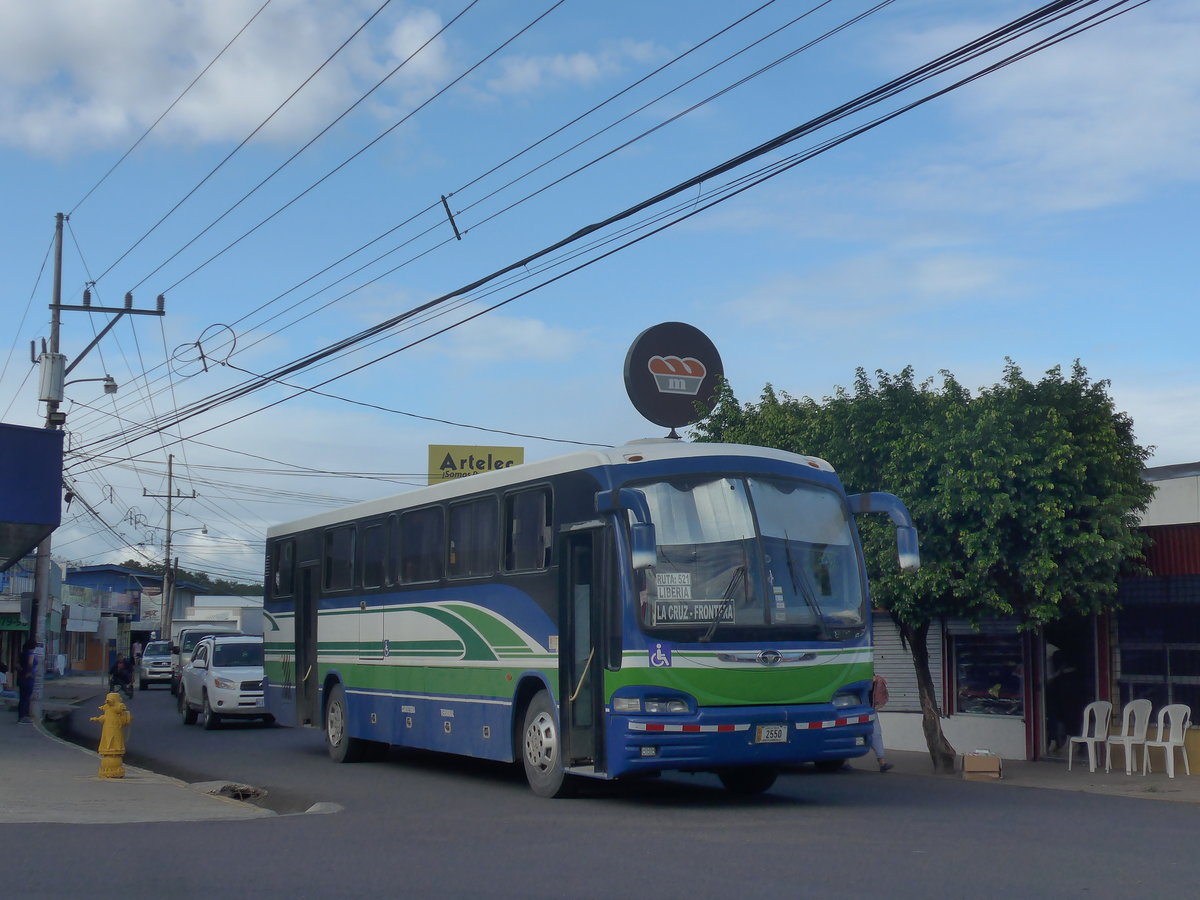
[624,322,724,429]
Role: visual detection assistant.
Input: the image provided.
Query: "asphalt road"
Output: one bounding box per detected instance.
[6,687,1198,899]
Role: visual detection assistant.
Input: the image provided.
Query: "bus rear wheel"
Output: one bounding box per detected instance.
[521,690,574,798]
[326,683,366,763]
[718,766,778,795]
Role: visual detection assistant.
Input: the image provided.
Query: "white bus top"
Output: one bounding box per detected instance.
[266,439,834,539]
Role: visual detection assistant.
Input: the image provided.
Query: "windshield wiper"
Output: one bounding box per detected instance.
[699,564,745,643]
[783,531,830,640]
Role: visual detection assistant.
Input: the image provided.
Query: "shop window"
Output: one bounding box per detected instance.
[1117,599,1200,713]
[952,633,1024,717]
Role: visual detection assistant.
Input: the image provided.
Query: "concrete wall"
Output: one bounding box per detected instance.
[1142,473,1200,527]
[881,710,1028,760]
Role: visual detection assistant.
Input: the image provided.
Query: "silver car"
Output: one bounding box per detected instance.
[136,640,173,689]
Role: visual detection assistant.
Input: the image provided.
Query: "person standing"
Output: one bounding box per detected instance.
[16,639,37,723]
[871,673,894,772]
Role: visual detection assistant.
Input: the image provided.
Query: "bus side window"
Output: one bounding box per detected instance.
[448,497,498,578]
[362,522,385,589]
[273,540,295,596]
[505,488,552,572]
[323,525,355,592]
[400,507,444,583]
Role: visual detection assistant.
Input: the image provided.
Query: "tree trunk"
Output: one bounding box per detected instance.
[901,620,957,772]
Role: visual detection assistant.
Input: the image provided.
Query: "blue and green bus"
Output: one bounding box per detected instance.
[263,439,918,796]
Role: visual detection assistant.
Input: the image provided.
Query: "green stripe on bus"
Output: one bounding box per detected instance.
[442,603,532,653]
[605,661,871,706]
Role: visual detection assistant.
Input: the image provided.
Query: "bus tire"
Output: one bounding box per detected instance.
[521,690,573,798]
[814,759,847,773]
[326,683,366,763]
[718,766,778,795]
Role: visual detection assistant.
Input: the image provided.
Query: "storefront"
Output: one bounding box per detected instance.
[879,462,1200,765]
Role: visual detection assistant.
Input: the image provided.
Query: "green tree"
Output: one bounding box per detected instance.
[115,559,263,596]
[693,361,1153,771]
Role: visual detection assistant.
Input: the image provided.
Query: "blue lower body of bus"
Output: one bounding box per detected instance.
[605,703,874,777]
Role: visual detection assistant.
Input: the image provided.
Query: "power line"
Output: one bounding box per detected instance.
[127,0,482,294]
[68,0,275,215]
[69,1,1146,469]
[148,0,569,297]
[92,0,399,287]
[57,0,857,432]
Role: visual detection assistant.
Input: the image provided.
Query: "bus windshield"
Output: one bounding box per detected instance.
[636,475,866,642]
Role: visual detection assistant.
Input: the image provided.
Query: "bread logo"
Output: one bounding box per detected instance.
[648,355,706,396]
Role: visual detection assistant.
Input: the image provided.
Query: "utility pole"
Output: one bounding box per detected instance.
[144,454,195,645]
[29,212,165,722]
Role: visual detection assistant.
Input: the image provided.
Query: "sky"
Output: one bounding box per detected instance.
[1,0,1197,585]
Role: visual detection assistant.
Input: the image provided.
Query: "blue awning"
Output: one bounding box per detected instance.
[0,422,64,572]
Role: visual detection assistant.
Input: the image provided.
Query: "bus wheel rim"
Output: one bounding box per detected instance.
[525,711,557,772]
[329,700,345,746]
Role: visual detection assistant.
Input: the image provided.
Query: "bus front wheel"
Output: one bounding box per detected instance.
[326,683,366,763]
[521,690,574,798]
[718,766,778,795]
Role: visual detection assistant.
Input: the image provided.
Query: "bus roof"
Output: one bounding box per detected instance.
[265,439,834,539]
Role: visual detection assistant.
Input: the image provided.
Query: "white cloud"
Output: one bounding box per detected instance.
[725,250,1017,329]
[882,2,1200,213]
[0,1,455,154]
[428,313,585,364]
[485,40,659,96]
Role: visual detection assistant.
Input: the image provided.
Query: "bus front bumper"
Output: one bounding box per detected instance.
[607,705,874,777]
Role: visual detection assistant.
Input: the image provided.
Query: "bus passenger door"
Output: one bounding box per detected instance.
[559,526,608,773]
[296,563,320,726]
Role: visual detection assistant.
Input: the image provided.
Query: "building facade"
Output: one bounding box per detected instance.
[878,463,1200,766]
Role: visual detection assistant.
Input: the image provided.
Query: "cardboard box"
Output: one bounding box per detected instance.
[962,753,1003,780]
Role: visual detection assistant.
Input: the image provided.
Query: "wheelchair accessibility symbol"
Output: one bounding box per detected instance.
[649,643,672,667]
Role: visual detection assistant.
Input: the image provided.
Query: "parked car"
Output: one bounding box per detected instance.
[170,625,239,695]
[136,640,173,689]
[178,634,272,729]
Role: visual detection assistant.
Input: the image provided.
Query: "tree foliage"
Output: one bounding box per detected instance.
[115,559,263,597]
[693,361,1153,770]
[693,360,1153,631]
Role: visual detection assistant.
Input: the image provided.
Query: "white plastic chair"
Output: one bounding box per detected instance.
[1142,704,1192,778]
[1105,699,1152,774]
[1067,700,1112,772]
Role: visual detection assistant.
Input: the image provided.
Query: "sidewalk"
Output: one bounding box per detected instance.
[0,675,274,824]
[845,746,1200,804]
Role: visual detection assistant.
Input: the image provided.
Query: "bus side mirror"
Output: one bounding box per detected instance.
[596,488,657,570]
[630,522,657,570]
[847,492,921,571]
[896,525,920,572]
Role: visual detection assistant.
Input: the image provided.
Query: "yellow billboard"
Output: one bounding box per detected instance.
[428,445,524,485]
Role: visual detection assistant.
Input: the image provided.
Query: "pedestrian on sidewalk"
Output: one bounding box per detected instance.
[16,639,37,723]
[871,674,893,772]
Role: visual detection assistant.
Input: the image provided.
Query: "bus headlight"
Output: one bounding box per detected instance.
[831,691,860,709]
[613,697,641,712]
[644,699,689,714]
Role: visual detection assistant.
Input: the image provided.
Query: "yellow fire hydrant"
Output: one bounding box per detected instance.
[90,692,133,779]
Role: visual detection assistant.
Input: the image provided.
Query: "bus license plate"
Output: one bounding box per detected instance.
[755,724,787,744]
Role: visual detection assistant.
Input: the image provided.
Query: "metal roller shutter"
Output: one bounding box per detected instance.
[871,612,943,713]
